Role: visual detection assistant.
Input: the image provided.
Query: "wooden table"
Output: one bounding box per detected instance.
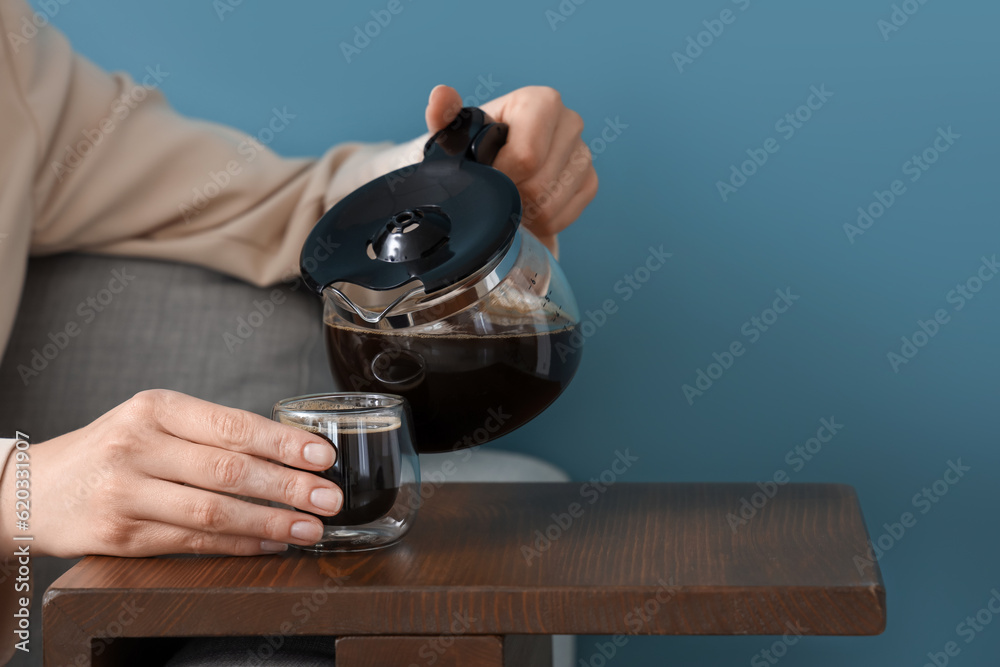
[43,483,886,666]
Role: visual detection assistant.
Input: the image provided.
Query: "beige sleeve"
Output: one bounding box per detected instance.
[9,0,423,288]
[0,439,17,488]
[0,436,20,548]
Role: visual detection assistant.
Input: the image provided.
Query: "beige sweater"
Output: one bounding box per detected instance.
[0,0,422,360]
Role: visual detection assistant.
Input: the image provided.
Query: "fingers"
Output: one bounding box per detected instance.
[123,390,336,472]
[425,84,464,134]
[135,479,326,548]
[112,521,290,557]
[533,233,559,258]
[478,87,597,238]
[517,110,592,238]
[484,87,560,184]
[534,167,599,241]
[423,85,597,239]
[140,435,343,516]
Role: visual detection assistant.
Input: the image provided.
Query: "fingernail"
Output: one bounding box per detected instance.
[303,442,334,467]
[260,540,288,553]
[291,520,323,542]
[311,487,342,513]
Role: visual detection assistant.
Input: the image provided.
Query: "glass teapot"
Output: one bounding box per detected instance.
[300,107,581,453]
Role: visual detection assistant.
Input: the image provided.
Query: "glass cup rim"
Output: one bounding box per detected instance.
[273,392,405,417]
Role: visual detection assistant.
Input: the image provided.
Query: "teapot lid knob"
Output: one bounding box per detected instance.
[369,206,451,264]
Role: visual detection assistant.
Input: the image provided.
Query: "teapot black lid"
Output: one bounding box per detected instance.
[299,108,521,296]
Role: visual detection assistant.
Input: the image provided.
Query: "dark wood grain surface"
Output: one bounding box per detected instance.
[43,483,886,665]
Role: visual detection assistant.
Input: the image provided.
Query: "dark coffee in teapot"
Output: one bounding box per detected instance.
[326,323,581,453]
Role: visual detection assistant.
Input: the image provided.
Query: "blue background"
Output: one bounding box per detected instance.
[42,0,999,664]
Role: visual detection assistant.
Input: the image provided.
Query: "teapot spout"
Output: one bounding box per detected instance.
[324,284,424,324]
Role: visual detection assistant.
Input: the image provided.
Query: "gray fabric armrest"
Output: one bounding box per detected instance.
[0,254,332,440]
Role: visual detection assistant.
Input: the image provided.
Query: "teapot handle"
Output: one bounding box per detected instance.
[422,107,508,166]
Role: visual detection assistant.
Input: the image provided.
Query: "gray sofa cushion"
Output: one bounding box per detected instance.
[0,253,332,440]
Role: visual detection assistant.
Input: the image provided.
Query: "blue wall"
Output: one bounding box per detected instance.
[43,1,999,664]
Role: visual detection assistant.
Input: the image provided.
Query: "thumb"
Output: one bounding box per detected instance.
[425,84,464,134]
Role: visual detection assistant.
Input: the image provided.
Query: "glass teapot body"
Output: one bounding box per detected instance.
[324,227,580,453]
[301,107,583,454]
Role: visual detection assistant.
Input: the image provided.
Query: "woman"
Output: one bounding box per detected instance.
[0,0,596,661]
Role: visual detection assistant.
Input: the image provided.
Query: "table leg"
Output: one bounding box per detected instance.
[42,599,93,667]
[334,635,552,667]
